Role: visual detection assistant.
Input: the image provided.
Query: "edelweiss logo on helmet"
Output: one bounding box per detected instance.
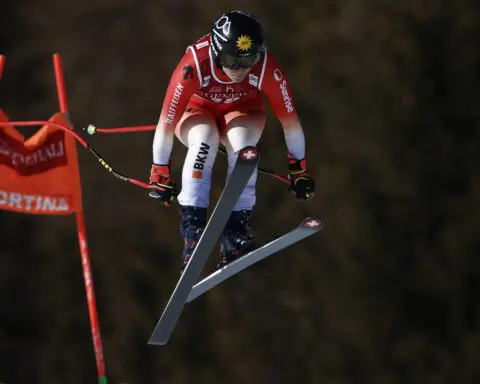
[236,35,252,51]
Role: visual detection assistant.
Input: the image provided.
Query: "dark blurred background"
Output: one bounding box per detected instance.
[1,0,479,383]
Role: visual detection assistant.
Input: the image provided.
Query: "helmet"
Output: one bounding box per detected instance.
[210,10,265,69]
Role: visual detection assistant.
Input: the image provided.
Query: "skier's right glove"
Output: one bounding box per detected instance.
[288,154,315,200]
[148,163,178,206]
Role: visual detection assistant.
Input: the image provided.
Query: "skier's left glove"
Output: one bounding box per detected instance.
[288,154,315,200]
[149,163,178,206]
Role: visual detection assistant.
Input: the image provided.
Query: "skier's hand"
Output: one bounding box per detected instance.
[149,163,178,207]
[287,154,315,200]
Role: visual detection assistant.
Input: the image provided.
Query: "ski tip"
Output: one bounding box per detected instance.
[299,217,324,230]
[238,146,259,161]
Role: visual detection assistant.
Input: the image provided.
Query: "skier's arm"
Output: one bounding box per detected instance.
[259,55,305,160]
[149,49,199,204]
[153,49,199,165]
[260,54,315,199]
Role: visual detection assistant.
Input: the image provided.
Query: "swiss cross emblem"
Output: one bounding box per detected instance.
[240,147,258,160]
[302,218,322,229]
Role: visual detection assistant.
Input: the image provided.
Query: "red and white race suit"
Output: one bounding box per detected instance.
[153,33,307,209]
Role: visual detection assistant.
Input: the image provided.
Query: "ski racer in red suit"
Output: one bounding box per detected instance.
[149,10,315,271]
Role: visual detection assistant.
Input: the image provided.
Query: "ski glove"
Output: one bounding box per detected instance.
[288,154,315,200]
[149,163,178,206]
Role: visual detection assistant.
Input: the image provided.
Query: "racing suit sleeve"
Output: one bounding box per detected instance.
[259,53,306,160]
[152,48,199,165]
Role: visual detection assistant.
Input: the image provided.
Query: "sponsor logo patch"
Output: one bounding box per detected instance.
[0,130,67,175]
[183,65,194,80]
[165,82,184,124]
[202,76,211,87]
[279,80,294,113]
[236,35,253,51]
[0,190,71,213]
[273,68,283,82]
[249,74,259,87]
[196,41,209,49]
[192,142,210,179]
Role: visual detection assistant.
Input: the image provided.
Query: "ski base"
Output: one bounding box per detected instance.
[186,217,324,303]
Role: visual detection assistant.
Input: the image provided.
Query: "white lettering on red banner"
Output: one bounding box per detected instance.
[0,190,70,212]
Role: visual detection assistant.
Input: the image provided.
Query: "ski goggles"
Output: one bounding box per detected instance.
[219,52,261,69]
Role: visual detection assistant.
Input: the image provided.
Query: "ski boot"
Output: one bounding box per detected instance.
[217,209,254,269]
[179,205,207,273]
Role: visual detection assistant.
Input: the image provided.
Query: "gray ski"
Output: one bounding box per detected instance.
[148,146,259,346]
[186,217,324,303]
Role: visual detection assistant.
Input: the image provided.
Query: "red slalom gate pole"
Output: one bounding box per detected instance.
[53,53,109,384]
[0,55,5,83]
[53,54,69,114]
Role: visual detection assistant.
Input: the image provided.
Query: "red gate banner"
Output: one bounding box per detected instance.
[0,109,82,215]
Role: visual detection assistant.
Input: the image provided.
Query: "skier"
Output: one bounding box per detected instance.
[149,10,315,271]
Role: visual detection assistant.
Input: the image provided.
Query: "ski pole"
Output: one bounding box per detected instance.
[84,124,290,185]
[0,120,161,192]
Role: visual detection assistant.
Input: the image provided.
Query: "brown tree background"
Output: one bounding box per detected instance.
[1,0,479,383]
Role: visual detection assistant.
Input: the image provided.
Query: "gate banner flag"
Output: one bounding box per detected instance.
[0,109,83,215]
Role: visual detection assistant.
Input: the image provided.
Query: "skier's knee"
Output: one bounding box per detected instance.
[187,121,219,148]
